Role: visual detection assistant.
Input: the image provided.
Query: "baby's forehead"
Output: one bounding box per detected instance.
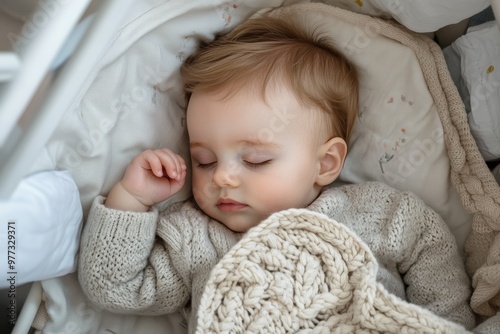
[186,84,330,137]
[190,138,281,149]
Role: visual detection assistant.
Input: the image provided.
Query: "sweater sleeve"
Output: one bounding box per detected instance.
[395,192,475,329]
[78,196,190,315]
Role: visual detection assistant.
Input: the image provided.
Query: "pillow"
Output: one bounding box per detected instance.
[0,170,82,287]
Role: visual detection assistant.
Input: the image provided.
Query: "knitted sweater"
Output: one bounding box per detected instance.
[78,181,475,332]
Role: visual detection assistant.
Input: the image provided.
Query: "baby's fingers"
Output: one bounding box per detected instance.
[140,150,165,177]
[156,149,186,181]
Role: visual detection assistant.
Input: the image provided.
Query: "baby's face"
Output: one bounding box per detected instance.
[187,85,324,232]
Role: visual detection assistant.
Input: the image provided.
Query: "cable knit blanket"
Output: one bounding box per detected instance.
[196,209,470,333]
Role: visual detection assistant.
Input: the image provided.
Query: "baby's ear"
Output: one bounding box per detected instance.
[316,137,347,186]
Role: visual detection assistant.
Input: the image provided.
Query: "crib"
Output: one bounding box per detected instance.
[1,0,500,333]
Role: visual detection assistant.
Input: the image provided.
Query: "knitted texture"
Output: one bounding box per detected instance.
[398,13,500,318]
[78,183,475,332]
[196,209,470,334]
[271,2,500,318]
[78,196,241,331]
[31,296,48,331]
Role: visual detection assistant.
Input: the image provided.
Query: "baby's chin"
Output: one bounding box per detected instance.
[218,216,264,233]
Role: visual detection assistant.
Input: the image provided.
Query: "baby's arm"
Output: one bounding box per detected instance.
[396,194,475,329]
[78,149,190,314]
[105,148,187,212]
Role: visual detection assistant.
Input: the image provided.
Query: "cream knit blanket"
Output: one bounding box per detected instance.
[196,209,470,333]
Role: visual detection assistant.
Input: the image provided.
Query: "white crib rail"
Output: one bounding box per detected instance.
[11,282,42,334]
[0,0,91,148]
[0,51,20,82]
[5,0,132,331]
[0,0,132,200]
[493,0,500,28]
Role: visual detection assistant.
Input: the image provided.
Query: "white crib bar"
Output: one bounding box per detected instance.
[0,0,133,200]
[492,0,500,28]
[0,0,92,148]
[11,282,42,334]
[0,51,20,82]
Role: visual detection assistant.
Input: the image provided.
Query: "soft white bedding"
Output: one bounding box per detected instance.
[36,274,185,334]
[314,0,491,32]
[0,170,82,288]
[443,21,500,162]
[368,0,490,32]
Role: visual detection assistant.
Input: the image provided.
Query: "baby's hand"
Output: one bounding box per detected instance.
[105,149,187,211]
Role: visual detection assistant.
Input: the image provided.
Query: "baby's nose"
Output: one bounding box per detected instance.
[213,162,240,188]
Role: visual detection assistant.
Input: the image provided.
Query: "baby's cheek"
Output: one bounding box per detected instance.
[257,178,294,207]
[264,169,314,208]
[192,181,215,207]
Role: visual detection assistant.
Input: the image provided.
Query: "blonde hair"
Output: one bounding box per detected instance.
[180,15,359,144]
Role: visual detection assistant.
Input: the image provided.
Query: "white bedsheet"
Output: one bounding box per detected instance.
[443,21,500,161]
[316,0,490,32]
[369,0,491,32]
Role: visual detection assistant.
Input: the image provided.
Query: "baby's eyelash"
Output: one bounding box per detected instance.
[244,160,272,168]
[197,162,216,169]
[196,160,271,169]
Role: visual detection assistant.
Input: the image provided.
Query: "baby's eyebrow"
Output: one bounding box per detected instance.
[190,140,281,149]
[189,142,206,149]
[238,140,281,149]
[238,139,282,151]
